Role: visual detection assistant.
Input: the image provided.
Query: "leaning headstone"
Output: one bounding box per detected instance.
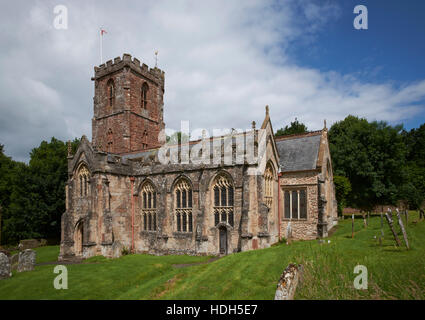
[0,252,11,279]
[286,222,292,240]
[274,264,303,300]
[385,210,401,247]
[17,249,36,272]
[396,209,410,250]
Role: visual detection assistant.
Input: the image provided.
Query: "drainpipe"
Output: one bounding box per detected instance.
[278,173,282,241]
[130,177,135,253]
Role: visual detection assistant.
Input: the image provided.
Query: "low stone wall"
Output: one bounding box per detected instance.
[19,239,47,250]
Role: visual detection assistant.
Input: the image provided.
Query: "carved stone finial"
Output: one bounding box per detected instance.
[252,121,256,130]
[324,119,327,129]
[265,105,269,115]
[202,129,206,140]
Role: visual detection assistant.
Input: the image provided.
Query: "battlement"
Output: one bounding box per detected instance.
[93,53,165,85]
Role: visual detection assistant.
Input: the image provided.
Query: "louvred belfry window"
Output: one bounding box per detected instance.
[141,82,148,109]
[107,79,115,107]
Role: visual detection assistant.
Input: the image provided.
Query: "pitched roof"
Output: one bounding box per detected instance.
[275,131,322,172]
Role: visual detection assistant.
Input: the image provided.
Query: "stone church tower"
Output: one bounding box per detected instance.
[91,53,165,154]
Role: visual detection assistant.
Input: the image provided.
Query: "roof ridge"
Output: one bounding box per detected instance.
[274,130,322,141]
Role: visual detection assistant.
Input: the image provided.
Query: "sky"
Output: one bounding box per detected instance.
[0,0,424,162]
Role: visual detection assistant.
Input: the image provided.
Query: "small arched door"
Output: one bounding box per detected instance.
[74,221,83,256]
[219,226,227,255]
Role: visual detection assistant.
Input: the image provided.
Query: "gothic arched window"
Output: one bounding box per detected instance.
[141,82,149,109]
[264,164,274,209]
[77,164,90,197]
[141,182,157,231]
[212,174,234,227]
[174,178,193,232]
[107,79,115,107]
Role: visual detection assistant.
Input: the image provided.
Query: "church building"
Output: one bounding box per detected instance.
[59,53,337,260]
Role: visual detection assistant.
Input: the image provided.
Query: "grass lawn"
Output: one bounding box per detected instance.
[0,212,424,300]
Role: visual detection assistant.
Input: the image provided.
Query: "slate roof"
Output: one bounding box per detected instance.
[276,133,322,172]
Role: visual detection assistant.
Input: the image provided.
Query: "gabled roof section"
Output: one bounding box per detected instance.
[275,131,323,172]
[68,135,95,174]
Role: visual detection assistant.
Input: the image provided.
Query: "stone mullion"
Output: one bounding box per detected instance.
[297,190,300,220]
[289,191,292,220]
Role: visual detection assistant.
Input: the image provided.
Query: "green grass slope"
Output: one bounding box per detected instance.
[0,212,424,300]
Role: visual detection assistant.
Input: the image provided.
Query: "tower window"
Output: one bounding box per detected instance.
[141,82,149,109]
[107,79,115,107]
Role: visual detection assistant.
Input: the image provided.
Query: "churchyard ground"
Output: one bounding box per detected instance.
[0,211,424,299]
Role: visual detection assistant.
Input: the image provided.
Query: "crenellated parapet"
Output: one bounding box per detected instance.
[93,53,165,87]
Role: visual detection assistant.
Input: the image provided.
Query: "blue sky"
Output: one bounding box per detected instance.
[1,0,425,161]
[287,0,425,129]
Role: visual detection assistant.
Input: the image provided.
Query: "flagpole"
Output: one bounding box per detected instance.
[100,28,103,65]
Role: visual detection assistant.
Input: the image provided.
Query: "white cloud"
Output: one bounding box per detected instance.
[0,0,424,161]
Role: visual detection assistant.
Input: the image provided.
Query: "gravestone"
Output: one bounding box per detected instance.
[0,252,11,279]
[9,253,19,271]
[395,209,409,250]
[274,264,303,300]
[112,241,123,258]
[385,210,401,247]
[17,249,36,272]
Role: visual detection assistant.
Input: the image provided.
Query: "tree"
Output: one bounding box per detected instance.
[0,138,80,244]
[0,144,18,244]
[401,124,425,209]
[333,175,352,216]
[0,144,16,217]
[275,118,308,137]
[328,115,407,211]
[166,131,190,144]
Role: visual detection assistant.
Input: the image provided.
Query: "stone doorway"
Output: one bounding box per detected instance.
[219,226,227,255]
[74,221,83,256]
